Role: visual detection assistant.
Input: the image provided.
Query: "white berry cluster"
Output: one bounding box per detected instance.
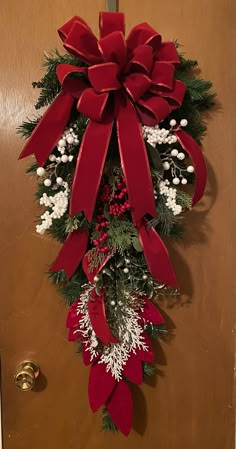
[142,124,178,146]
[36,125,80,186]
[48,126,79,164]
[36,182,69,234]
[159,180,182,216]
[142,118,188,147]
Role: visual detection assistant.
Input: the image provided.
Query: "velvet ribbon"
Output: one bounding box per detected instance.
[20,12,207,289]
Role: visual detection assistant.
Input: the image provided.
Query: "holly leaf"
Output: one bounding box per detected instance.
[146,142,164,175]
[132,237,143,252]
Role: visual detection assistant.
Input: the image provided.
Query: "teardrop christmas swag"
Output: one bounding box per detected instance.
[18,12,215,436]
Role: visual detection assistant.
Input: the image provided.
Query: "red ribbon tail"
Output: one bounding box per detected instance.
[88,289,119,345]
[70,120,113,220]
[106,380,133,437]
[174,129,207,206]
[139,219,178,288]
[50,229,89,279]
[19,91,74,166]
[116,94,157,226]
[88,362,117,412]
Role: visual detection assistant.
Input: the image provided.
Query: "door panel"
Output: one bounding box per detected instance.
[0,1,235,448]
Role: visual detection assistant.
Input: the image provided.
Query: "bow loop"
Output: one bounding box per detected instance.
[99,11,125,38]
[123,73,151,102]
[156,42,180,65]
[98,31,127,68]
[62,19,102,64]
[127,22,161,51]
[125,44,153,74]
[88,62,120,92]
[151,61,175,89]
[58,15,90,42]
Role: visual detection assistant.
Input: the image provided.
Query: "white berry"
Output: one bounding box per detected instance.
[163,161,170,170]
[180,119,188,127]
[177,152,185,160]
[61,155,68,163]
[171,149,178,157]
[44,178,52,187]
[56,177,63,185]
[68,155,74,162]
[170,119,177,127]
[94,276,99,282]
[173,178,180,185]
[181,178,188,185]
[123,268,129,274]
[187,165,194,173]
[67,136,74,145]
[110,301,116,306]
[58,139,66,147]
[36,167,45,177]
[49,154,56,162]
[142,274,148,280]
[125,259,130,264]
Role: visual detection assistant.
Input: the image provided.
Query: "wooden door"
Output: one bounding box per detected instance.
[0,1,235,448]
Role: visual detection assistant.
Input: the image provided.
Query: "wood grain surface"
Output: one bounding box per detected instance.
[0,1,235,448]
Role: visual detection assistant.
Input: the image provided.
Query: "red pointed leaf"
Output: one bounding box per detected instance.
[68,327,82,342]
[66,301,81,328]
[139,297,164,325]
[106,380,133,436]
[123,352,143,385]
[88,363,116,412]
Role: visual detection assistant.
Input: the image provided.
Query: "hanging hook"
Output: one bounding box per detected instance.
[106,0,118,12]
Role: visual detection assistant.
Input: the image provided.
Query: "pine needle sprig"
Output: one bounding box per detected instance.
[102,407,118,433]
[32,49,84,110]
[17,116,41,139]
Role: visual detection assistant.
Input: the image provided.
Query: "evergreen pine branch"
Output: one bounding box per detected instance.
[46,217,68,242]
[25,162,38,175]
[59,271,87,306]
[47,269,67,285]
[17,116,41,138]
[32,49,84,110]
[102,407,118,433]
[143,362,156,377]
[145,323,167,340]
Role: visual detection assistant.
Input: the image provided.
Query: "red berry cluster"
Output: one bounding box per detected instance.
[93,177,131,253]
[109,178,130,217]
[100,183,112,203]
[92,214,109,253]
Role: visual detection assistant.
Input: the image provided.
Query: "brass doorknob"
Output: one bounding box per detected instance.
[14,360,40,391]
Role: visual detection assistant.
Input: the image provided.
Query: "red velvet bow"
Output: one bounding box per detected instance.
[19,12,207,288]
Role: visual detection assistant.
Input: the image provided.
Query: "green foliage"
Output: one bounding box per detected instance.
[145,323,168,340]
[17,116,41,139]
[143,362,156,377]
[25,162,38,175]
[47,269,67,285]
[46,216,68,243]
[105,218,138,254]
[32,49,83,110]
[102,408,118,433]
[59,270,87,306]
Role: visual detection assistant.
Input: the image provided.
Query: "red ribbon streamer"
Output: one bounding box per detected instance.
[88,289,119,345]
